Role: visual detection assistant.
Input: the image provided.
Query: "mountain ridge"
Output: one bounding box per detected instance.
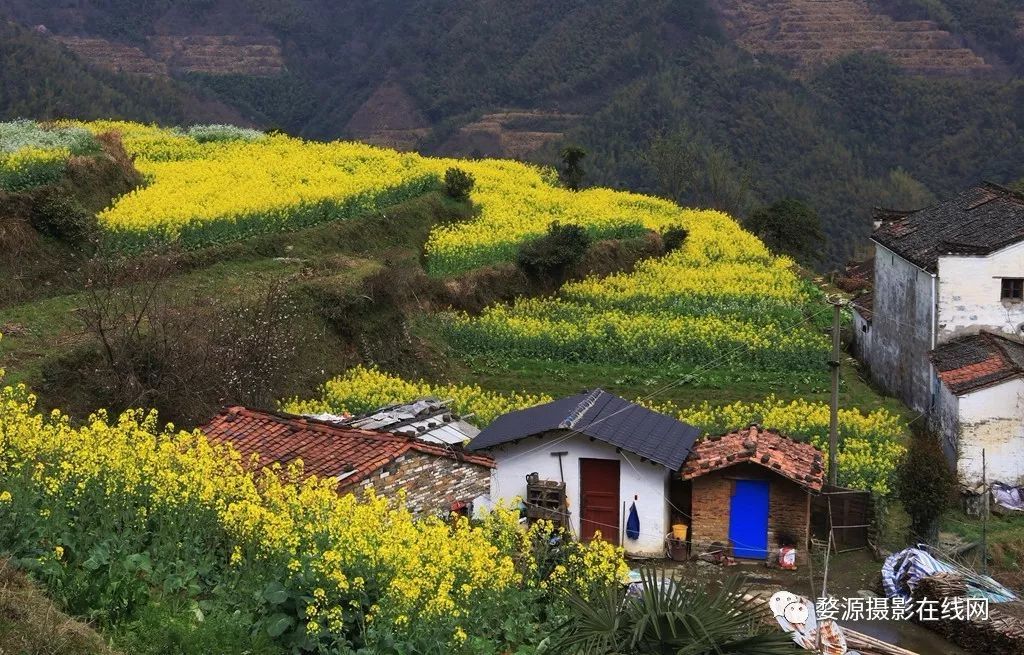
[1,0,1022,265]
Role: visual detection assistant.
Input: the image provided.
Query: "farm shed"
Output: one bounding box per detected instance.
[467,389,701,557]
[680,426,824,563]
[202,406,494,515]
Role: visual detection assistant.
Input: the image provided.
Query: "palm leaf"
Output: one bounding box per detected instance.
[558,567,795,655]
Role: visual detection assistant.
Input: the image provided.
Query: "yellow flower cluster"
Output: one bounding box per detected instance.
[442,297,828,368]
[422,164,672,274]
[432,189,827,369]
[72,124,436,250]
[282,365,551,425]
[48,122,668,260]
[652,395,906,494]
[0,146,69,192]
[0,371,623,647]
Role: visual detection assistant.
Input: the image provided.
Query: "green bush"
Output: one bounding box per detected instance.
[515,221,591,283]
[896,430,956,542]
[444,167,475,200]
[28,191,96,242]
[110,602,279,655]
[662,226,689,252]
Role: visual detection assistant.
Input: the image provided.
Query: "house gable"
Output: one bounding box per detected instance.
[486,431,672,557]
[931,332,1024,396]
[936,238,1024,342]
[680,425,825,492]
[468,389,700,470]
[873,182,1024,274]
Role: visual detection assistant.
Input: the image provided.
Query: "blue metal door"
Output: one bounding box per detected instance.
[729,479,769,559]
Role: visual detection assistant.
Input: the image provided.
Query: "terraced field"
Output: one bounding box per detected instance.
[713,0,992,75]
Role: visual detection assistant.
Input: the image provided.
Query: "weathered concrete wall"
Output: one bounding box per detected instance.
[689,463,811,564]
[486,432,671,556]
[937,241,1024,343]
[355,450,491,516]
[851,307,872,362]
[957,379,1024,488]
[931,380,961,469]
[864,244,935,413]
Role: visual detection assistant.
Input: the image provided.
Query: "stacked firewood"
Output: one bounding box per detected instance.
[913,573,1024,655]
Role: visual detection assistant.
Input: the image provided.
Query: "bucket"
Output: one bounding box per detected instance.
[672,524,688,540]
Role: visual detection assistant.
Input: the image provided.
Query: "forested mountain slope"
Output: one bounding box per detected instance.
[1,0,1023,264]
[0,22,247,125]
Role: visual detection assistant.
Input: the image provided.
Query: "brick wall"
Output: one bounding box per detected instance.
[354,451,491,516]
[689,463,811,563]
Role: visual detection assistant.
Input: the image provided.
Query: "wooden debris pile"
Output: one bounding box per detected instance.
[914,573,1024,655]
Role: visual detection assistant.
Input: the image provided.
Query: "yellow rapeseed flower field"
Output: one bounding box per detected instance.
[282,365,552,425]
[0,358,626,649]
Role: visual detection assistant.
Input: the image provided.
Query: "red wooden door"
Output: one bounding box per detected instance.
[580,458,620,545]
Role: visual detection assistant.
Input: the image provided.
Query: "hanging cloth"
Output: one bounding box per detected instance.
[626,502,640,540]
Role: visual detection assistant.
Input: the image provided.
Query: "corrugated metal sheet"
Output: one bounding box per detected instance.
[306,397,479,445]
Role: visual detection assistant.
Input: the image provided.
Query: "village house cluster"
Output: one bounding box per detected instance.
[850,182,1024,493]
[203,389,829,563]
[198,181,1024,563]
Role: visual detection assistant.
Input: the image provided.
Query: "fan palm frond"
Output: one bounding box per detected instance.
[557,567,795,655]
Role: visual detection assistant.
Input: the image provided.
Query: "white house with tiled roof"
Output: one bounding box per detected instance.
[854,182,1024,487]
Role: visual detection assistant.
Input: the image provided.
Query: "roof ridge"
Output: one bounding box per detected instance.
[982,331,1024,373]
[559,388,605,429]
[981,180,1024,205]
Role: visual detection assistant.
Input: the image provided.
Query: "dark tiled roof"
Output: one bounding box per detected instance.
[467,389,700,470]
[836,258,873,294]
[203,406,494,490]
[931,332,1024,395]
[873,182,1024,272]
[851,291,874,322]
[680,425,824,492]
[872,207,915,223]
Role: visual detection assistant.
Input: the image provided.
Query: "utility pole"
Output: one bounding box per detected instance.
[982,448,989,575]
[827,296,844,487]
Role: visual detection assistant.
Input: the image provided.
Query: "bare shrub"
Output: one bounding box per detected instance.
[76,256,304,425]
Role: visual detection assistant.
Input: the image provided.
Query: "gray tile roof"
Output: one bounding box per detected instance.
[467,389,700,470]
[873,182,1024,272]
[931,332,1024,395]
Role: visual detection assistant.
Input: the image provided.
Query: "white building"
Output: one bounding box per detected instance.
[467,389,700,556]
[931,333,1024,489]
[853,182,1024,486]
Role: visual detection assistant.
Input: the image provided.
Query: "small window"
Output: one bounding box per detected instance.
[1002,278,1024,301]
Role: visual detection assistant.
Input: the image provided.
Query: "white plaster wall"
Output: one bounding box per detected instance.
[864,244,935,413]
[957,379,1024,488]
[485,432,671,556]
[937,241,1024,342]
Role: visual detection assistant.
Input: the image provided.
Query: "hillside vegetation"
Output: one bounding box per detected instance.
[1,119,906,418]
[2,1,1023,265]
[0,118,913,652]
[0,22,245,126]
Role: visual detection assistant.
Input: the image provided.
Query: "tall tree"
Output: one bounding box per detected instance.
[560,145,587,191]
[746,198,825,264]
[648,129,755,218]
